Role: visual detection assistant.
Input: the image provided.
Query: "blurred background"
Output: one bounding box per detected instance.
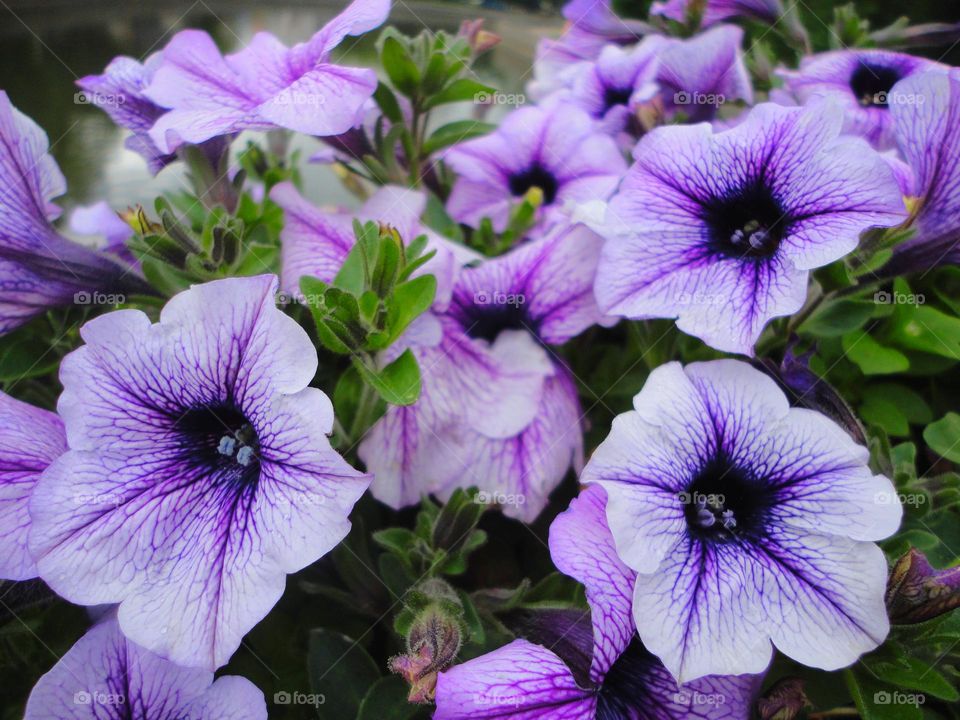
[0,0,957,221]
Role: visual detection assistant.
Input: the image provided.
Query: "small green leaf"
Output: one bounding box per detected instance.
[924,413,960,463]
[386,275,437,344]
[357,676,424,720]
[308,629,382,720]
[799,299,874,337]
[373,82,403,123]
[842,331,909,375]
[382,36,421,96]
[423,120,495,155]
[889,304,960,360]
[353,349,422,406]
[424,78,494,109]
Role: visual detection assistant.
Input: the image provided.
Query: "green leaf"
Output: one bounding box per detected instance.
[0,324,62,381]
[307,629,381,720]
[424,78,494,109]
[353,349,422,406]
[373,82,404,123]
[386,275,437,345]
[924,413,960,463]
[423,120,495,155]
[357,676,423,720]
[333,367,364,440]
[860,384,932,437]
[373,527,419,555]
[382,36,421,96]
[889,304,960,360]
[842,331,910,375]
[845,667,923,720]
[866,655,959,701]
[799,299,874,337]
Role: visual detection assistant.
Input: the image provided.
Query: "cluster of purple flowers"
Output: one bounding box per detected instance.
[1,0,959,716]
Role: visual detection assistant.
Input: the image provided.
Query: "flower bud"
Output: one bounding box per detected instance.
[756,677,810,720]
[886,548,960,624]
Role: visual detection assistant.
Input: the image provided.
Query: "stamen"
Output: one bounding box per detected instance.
[218,436,237,457]
[236,446,256,467]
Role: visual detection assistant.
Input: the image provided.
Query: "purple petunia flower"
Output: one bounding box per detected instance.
[0,92,147,335]
[444,102,626,232]
[582,359,902,682]
[434,484,762,717]
[25,617,266,719]
[651,0,785,28]
[778,49,947,150]
[77,54,177,173]
[886,70,960,272]
[0,392,66,581]
[655,25,753,121]
[556,37,664,141]
[360,223,606,521]
[592,101,906,354]
[144,0,389,153]
[29,274,369,670]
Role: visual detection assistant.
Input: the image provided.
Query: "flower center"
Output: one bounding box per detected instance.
[508,163,558,205]
[681,455,770,541]
[459,296,533,343]
[601,85,633,114]
[850,63,902,107]
[704,182,787,259]
[174,404,261,489]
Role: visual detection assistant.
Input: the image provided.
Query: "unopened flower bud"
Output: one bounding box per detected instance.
[887,548,960,624]
[389,599,463,703]
[757,677,810,720]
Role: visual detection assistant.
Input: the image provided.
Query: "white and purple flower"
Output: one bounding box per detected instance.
[593,101,906,354]
[582,359,902,681]
[434,484,762,718]
[25,617,266,719]
[29,274,369,670]
[778,49,946,150]
[144,0,389,153]
[444,102,626,232]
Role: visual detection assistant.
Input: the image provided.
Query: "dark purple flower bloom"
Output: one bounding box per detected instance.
[0,92,147,335]
[77,54,177,173]
[434,484,762,717]
[25,617,266,719]
[886,70,960,272]
[360,224,607,521]
[593,101,906,354]
[0,392,66,581]
[582,360,902,681]
[444,102,626,232]
[652,0,785,27]
[655,25,753,121]
[144,0,389,153]
[29,275,369,670]
[778,49,946,150]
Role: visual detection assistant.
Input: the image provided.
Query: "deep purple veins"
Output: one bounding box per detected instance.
[682,455,771,541]
[704,181,787,260]
[174,403,262,491]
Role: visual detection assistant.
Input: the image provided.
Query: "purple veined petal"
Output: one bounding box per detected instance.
[434,638,595,719]
[889,70,960,271]
[549,484,635,682]
[435,367,583,522]
[69,202,132,249]
[24,617,266,720]
[657,25,753,120]
[0,392,66,580]
[145,30,266,153]
[289,0,392,68]
[778,49,947,150]
[76,54,165,134]
[271,182,356,293]
[30,275,369,670]
[256,64,377,136]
